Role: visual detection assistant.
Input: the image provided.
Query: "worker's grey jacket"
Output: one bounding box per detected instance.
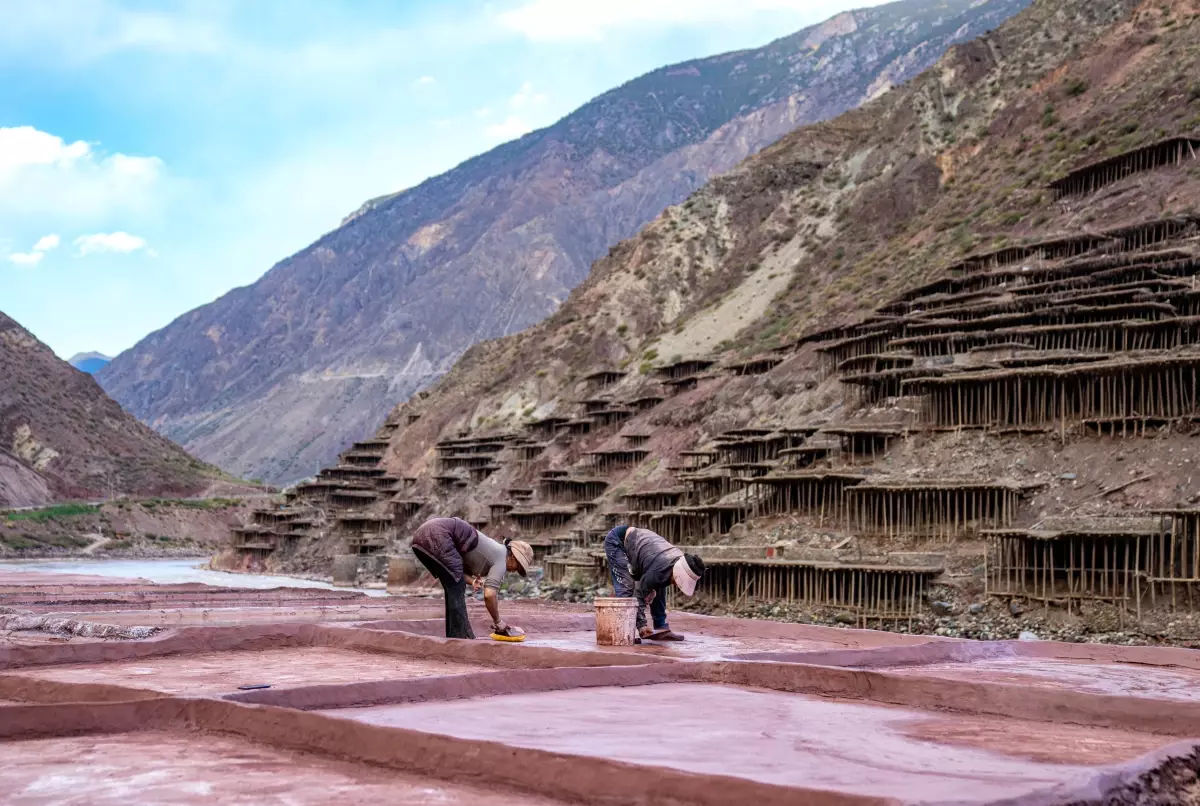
[621,526,682,600]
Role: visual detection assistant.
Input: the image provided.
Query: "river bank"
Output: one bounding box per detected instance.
[0,557,389,595]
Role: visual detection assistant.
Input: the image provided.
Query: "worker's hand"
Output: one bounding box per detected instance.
[644,589,656,604]
[493,619,508,634]
[470,575,484,592]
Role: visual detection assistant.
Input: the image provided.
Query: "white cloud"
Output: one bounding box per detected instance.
[509,81,548,110]
[4,232,61,267]
[74,231,150,256]
[484,115,536,141]
[0,126,165,222]
[0,126,90,175]
[498,0,848,41]
[414,75,436,86]
[0,1,224,65]
[32,234,60,252]
[481,82,550,141]
[8,251,45,266]
[475,107,492,118]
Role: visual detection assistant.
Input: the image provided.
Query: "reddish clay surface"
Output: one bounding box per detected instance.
[16,647,491,695]
[0,730,568,805]
[523,629,844,659]
[322,682,1173,804]
[35,605,448,627]
[883,657,1200,702]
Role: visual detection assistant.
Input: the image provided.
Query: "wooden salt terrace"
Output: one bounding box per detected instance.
[514,443,549,462]
[903,353,1200,431]
[559,418,593,436]
[657,359,715,381]
[1050,137,1200,199]
[628,395,664,412]
[846,480,1025,541]
[583,370,625,392]
[582,449,650,474]
[527,416,570,440]
[698,558,941,626]
[739,473,867,522]
[349,438,390,456]
[779,445,833,469]
[507,507,578,532]
[678,450,718,470]
[622,489,687,512]
[319,465,387,482]
[392,499,425,520]
[819,425,905,460]
[488,502,515,522]
[589,408,634,428]
[723,355,784,377]
[538,477,609,505]
[340,450,385,467]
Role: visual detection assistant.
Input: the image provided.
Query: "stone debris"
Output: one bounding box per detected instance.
[0,614,159,640]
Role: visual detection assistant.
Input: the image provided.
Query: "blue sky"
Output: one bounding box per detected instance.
[0,0,883,359]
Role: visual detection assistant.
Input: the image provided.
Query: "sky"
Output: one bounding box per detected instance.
[0,0,886,360]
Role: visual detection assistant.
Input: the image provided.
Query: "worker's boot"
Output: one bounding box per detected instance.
[641,626,685,642]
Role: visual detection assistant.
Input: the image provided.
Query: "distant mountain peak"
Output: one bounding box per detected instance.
[68,352,112,375]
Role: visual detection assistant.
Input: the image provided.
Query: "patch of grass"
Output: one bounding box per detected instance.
[4,503,99,523]
[0,533,41,549]
[1064,77,1089,97]
[103,539,134,552]
[37,534,90,549]
[137,497,241,511]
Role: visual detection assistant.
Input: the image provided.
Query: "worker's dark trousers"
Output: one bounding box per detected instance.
[603,528,669,631]
[412,545,475,639]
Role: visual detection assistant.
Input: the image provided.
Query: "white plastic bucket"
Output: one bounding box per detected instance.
[594,596,639,646]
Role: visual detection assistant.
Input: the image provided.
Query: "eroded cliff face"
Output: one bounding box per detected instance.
[0,311,220,507]
[98,0,1031,484]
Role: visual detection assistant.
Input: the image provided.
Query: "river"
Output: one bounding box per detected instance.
[0,557,388,597]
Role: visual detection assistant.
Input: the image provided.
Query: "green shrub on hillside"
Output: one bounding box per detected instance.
[4,503,99,522]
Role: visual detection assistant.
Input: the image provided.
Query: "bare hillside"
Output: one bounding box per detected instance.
[0,310,222,507]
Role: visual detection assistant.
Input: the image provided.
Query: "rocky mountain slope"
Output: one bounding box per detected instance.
[229,0,1200,645]
[98,0,1031,485]
[0,311,222,507]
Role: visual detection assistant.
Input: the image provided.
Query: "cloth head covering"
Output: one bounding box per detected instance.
[672,554,703,597]
[506,539,534,577]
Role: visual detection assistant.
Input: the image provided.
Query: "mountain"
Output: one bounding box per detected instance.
[68,352,112,375]
[99,0,1032,485]
[0,311,223,507]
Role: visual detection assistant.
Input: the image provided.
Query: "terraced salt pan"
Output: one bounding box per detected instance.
[883,655,1200,701]
[15,646,491,696]
[320,682,1170,804]
[0,731,569,805]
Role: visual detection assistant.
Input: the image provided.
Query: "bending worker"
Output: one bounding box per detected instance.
[604,524,705,641]
[410,516,533,640]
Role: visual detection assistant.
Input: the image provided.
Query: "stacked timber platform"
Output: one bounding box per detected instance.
[229,507,320,562]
